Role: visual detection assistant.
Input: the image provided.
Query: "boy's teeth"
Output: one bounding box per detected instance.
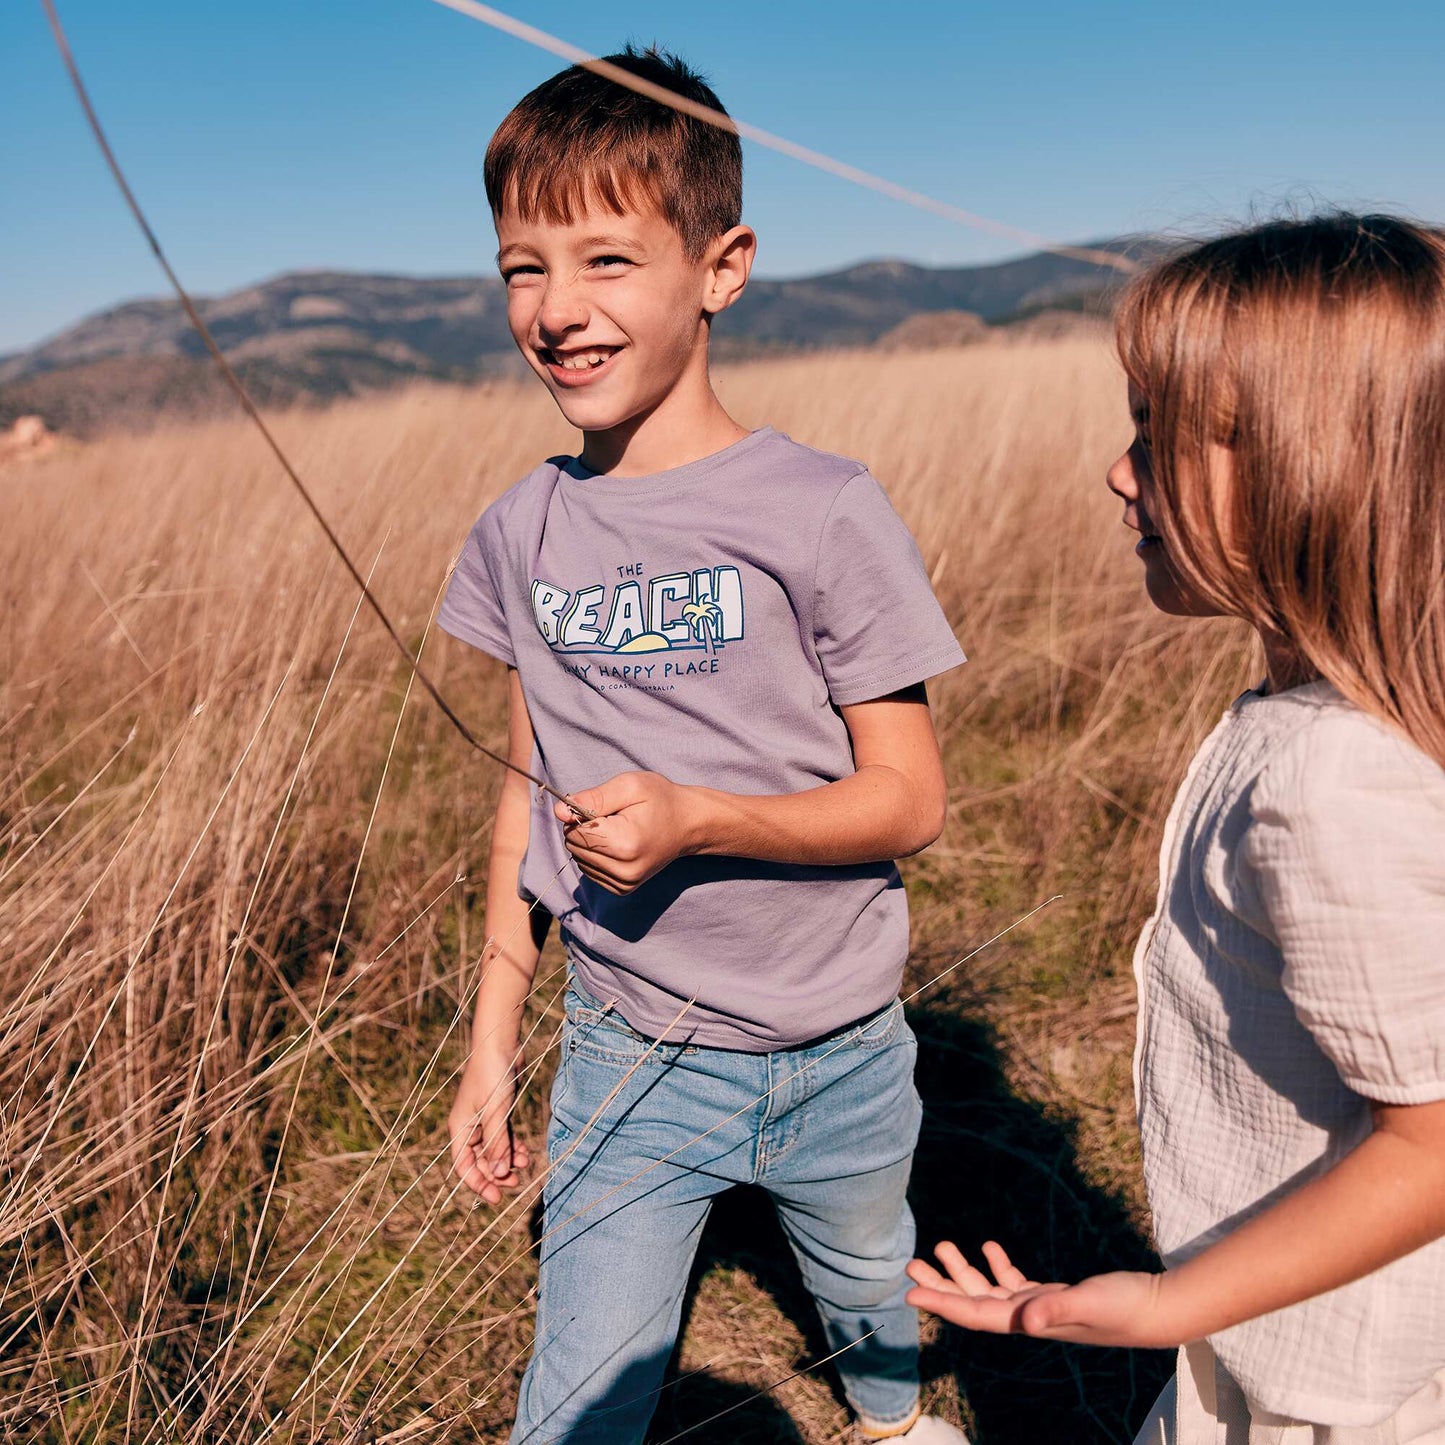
[556,350,611,370]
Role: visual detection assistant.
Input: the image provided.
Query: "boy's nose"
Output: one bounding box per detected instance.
[536,282,589,340]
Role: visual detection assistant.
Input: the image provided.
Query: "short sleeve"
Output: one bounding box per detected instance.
[812,471,966,706]
[436,510,515,666]
[1241,713,1445,1104]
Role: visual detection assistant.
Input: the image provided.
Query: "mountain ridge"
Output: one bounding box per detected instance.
[1,239,1155,433]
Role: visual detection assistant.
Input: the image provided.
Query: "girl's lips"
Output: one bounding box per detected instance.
[542,347,622,389]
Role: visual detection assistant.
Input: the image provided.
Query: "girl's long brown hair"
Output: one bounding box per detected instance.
[1116,213,1445,768]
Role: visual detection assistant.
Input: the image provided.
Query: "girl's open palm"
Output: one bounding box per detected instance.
[906,1241,1176,1348]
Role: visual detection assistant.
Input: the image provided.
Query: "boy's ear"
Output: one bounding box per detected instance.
[702,226,757,316]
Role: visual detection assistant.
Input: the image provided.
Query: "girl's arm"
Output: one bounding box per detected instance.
[914,712,1445,1348]
[448,666,552,1204]
[906,1094,1445,1349]
[553,683,947,893]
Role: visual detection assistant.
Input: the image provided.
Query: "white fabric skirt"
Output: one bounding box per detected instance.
[1132,1342,1445,1445]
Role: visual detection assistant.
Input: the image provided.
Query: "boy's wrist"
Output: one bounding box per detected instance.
[467,1005,527,1068]
[677,784,775,860]
[466,1035,522,1071]
[676,783,724,857]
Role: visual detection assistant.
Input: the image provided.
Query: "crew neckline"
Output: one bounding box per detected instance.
[559,426,777,495]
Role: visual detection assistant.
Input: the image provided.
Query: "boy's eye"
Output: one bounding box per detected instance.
[501,265,543,284]
[588,255,633,271]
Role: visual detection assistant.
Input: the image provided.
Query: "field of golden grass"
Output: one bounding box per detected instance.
[1,339,1256,1443]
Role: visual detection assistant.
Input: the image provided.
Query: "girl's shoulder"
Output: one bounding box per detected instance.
[1238,682,1445,831]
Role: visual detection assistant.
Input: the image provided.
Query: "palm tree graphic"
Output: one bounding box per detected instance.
[681,599,723,655]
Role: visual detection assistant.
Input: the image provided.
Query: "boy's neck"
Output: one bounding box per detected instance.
[578,367,749,479]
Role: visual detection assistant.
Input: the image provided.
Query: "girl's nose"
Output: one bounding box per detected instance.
[1106,449,1139,502]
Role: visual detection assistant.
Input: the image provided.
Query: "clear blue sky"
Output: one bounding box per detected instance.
[5,0,1443,354]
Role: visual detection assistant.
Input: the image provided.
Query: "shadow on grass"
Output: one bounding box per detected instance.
[646,1371,808,1445]
[654,998,1170,1445]
[907,1001,1171,1443]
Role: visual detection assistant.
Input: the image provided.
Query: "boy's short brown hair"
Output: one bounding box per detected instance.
[484,46,743,258]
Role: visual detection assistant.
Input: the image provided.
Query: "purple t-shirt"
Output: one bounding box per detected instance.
[438,426,965,1050]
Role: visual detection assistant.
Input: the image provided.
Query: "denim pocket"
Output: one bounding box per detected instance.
[830,998,909,1054]
[564,982,701,1061]
[548,999,660,1151]
[559,989,653,1068]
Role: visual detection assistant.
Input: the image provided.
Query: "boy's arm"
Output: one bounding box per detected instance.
[449,666,552,1204]
[556,683,946,893]
[904,1094,1445,1348]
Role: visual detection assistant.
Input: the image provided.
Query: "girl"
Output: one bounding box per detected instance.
[907,215,1445,1443]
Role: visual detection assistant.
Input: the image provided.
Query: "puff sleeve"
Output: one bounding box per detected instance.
[1241,712,1445,1104]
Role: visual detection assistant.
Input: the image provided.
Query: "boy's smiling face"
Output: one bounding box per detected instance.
[495,200,754,446]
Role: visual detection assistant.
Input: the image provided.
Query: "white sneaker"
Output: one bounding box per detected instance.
[858,1412,970,1444]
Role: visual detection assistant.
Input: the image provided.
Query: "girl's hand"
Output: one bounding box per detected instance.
[906,1241,1180,1349]
[556,772,703,894]
[449,1053,531,1206]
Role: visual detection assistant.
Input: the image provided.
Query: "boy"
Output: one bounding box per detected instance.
[439,47,967,1444]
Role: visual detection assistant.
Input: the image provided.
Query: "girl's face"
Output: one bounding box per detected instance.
[1106,386,1220,617]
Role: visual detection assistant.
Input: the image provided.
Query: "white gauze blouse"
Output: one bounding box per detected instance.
[1133,681,1445,1427]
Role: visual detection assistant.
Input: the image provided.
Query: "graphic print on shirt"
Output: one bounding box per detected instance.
[530,564,744,687]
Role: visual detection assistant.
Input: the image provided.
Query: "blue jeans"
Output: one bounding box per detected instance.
[510,983,924,1445]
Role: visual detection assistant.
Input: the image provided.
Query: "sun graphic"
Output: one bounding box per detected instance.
[615,633,673,653]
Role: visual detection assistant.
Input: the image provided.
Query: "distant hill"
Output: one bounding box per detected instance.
[0,240,1153,433]
[717,244,1141,350]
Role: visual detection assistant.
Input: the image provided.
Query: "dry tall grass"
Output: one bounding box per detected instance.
[1,339,1254,1443]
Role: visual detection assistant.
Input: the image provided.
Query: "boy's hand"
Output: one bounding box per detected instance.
[557,772,703,895]
[449,1053,531,1206]
[906,1241,1179,1349]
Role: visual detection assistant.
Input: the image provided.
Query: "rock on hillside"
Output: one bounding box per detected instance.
[0,414,57,466]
